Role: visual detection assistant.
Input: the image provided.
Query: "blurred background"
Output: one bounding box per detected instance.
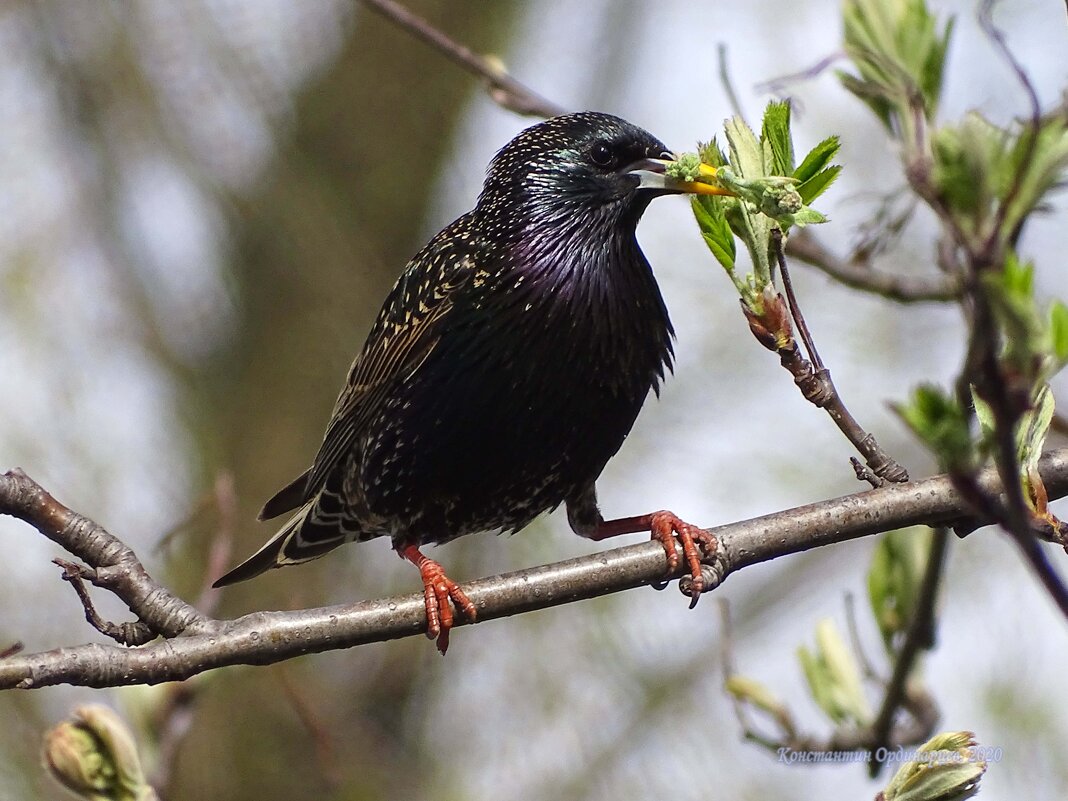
[1,1,1066,798]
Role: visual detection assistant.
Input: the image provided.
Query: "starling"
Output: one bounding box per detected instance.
[214,112,726,652]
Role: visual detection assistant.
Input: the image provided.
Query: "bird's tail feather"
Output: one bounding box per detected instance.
[258,467,312,521]
[212,499,348,587]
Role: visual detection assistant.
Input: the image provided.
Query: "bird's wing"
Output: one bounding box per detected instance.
[295,239,480,505]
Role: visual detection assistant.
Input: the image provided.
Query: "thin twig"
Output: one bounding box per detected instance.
[755,52,844,97]
[54,559,156,646]
[775,228,825,372]
[0,468,206,639]
[717,43,746,122]
[786,230,962,303]
[721,579,938,758]
[148,472,237,796]
[868,528,949,776]
[0,642,23,659]
[984,392,1068,619]
[718,599,750,727]
[359,0,567,119]
[975,291,1068,598]
[770,233,910,485]
[719,599,808,751]
[148,683,198,793]
[5,453,1068,690]
[977,0,1043,249]
[195,473,237,617]
[844,592,882,682]
[852,192,917,263]
[277,668,342,790]
[852,457,884,489]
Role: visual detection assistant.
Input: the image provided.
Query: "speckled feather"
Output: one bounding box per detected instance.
[215,112,679,585]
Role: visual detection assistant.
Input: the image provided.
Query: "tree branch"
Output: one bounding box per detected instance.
[358,0,567,119]
[4,451,1068,690]
[868,527,949,776]
[0,469,206,639]
[755,232,910,485]
[786,230,962,303]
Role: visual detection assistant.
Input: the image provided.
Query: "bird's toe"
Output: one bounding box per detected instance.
[648,510,717,605]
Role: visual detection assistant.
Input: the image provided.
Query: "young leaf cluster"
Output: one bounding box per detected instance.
[797,619,873,727]
[933,110,1068,253]
[838,0,952,136]
[726,527,939,751]
[880,732,986,801]
[839,0,1068,519]
[868,528,930,651]
[897,257,1068,482]
[688,101,840,309]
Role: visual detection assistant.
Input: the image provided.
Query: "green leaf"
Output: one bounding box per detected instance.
[724,675,792,733]
[1003,110,1068,241]
[683,107,837,299]
[711,168,829,229]
[976,379,1055,479]
[815,619,872,724]
[1001,250,1033,295]
[868,528,929,651]
[691,195,736,271]
[933,111,1068,246]
[792,135,841,184]
[837,70,894,130]
[761,100,794,175]
[894,385,974,470]
[982,253,1048,385]
[1019,384,1054,473]
[971,390,995,442]
[840,0,954,136]
[798,620,872,726]
[785,207,830,228]
[725,115,765,178]
[797,164,842,205]
[797,644,832,718]
[697,138,728,168]
[1049,302,1068,365]
[720,118,778,287]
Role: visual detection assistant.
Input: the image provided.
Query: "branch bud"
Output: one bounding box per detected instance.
[43,705,157,801]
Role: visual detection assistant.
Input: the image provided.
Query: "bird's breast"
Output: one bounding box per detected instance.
[362,230,674,540]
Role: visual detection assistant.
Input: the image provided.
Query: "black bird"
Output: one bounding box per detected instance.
[214,112,726,652]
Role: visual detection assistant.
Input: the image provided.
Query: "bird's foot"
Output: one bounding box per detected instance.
[400,544,477,654]
[588,510,717,606]
[647,511,717,607]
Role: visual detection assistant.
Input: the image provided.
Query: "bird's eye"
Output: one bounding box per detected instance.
[590,142,615,168]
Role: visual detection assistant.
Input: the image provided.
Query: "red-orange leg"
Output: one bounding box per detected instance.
[589,510,716,604]
[399,543,477,654]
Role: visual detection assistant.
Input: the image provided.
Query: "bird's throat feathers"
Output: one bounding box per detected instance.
[496,211,675,389]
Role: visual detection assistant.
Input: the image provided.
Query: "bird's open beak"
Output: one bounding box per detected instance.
[625,157,733,196]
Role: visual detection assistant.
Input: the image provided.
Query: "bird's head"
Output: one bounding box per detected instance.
[479,111,721,230]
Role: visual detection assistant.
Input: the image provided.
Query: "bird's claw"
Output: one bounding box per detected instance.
[415,558,477,654]
[648,510,717,606]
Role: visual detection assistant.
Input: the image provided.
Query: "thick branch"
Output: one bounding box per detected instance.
[4,452,1068,689]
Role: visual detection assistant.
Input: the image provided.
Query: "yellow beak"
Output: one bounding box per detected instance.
[627,158,734,196]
